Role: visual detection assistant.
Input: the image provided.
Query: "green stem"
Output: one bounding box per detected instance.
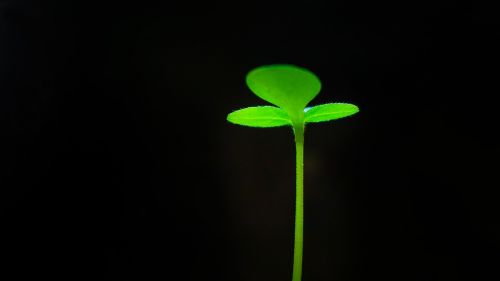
[292,124,304,281]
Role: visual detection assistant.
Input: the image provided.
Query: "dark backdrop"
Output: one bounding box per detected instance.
[1,1,499,280]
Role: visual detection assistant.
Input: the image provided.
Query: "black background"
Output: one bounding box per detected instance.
[1,1,499,280]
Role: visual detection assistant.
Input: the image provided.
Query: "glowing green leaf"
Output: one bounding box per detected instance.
[246,64,321,117]
[304,103,359,123]
[227,106,292,128]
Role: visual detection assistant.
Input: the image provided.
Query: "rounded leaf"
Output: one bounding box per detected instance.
[246,64,321,115]
[304,103,359,123]
[227,106,292,128]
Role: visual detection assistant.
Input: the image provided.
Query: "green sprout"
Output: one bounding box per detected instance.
[227,64,359,281]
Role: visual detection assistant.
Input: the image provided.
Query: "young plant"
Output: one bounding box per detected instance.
[227,64,359,281]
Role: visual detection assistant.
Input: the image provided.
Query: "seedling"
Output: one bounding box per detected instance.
[227,64,359,281]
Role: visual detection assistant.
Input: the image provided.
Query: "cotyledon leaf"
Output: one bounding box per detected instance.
[304,103,359,123]
[227,106,292,128]
[246,64,321,116]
